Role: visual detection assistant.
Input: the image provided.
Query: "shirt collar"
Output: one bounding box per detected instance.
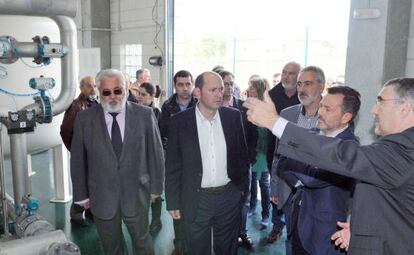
[196,103,219,122]
[321,124,349,138]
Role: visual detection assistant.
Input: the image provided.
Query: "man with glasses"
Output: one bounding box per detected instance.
[70,69,164,255]
[270,66,324,254]
[244,78,414,254]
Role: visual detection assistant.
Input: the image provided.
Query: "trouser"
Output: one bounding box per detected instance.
[94,208,154,255]
[271,202,285,231]
[250,171,271,219]
[150,196,162,224]
[240,169,252,235]
[183,183,242,255]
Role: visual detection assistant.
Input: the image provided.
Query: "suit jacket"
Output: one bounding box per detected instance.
[279,126,356,255]
[271,104,312,209]
[70,102,165,220]
[165,106,249,223]
[278,122,414,255]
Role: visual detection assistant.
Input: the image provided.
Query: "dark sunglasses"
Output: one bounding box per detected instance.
[101,88,123,97]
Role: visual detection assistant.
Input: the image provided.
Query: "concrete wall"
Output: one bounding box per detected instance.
[109,0,165,86]
[345,0,411,144]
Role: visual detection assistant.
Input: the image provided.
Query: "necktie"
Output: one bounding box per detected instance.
[109,112,123,159]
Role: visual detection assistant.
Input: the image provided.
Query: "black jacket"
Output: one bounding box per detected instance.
[159,94,197,149]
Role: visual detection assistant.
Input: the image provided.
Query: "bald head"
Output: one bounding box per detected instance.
[281,61,301,90]
[80,76,96,96]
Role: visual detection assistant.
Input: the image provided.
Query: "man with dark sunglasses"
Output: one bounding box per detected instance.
[70,69,165,255]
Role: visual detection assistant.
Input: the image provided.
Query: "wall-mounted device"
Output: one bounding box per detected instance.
[149,55,163,66]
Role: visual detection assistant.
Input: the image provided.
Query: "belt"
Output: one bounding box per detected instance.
[201,183,231,194]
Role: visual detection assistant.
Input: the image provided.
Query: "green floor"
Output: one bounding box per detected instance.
[3,150,287,255]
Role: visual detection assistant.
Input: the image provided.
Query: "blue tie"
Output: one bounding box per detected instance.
[109,112,123,159]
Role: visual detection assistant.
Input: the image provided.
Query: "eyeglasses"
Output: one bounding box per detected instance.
[101,88,123,97]
[375,96,401,105]
[296,80,316,88]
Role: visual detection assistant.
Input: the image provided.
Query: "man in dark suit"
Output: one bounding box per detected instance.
[244,77,414,254]
[165,71,249,255]
[278,86,360,254]
[70,69,165,255]
[159,70,197,255]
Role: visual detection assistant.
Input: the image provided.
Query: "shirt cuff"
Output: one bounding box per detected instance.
[271,117,289,138]
[74,198,89,205]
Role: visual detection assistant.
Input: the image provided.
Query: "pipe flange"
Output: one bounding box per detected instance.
[0,36,18,64]
[15,214,55,238]
[42,241,81,255]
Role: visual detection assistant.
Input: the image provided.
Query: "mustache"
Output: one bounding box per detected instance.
[299,92,308,97]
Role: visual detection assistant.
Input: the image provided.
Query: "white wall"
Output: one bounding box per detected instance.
[110,0,165,86]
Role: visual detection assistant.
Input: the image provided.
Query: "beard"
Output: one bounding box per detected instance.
[101,95,127,113]
[298,92,319,106]
[282,82,296,90]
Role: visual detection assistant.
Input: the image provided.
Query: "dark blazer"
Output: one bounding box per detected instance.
[165,106,249,222]
[279,126,356,255]
[278,122,414,255]
[159,93,197,149]
[70,102,165,220]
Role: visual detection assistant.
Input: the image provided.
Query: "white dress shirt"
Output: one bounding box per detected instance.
[195,105,230,188]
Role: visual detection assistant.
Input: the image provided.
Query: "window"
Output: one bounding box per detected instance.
[122,44,142,82]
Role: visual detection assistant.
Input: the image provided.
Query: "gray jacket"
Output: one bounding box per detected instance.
[70,102,165,220]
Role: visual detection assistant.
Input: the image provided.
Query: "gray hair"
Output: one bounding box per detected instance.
[384,78,414,104]
[96,69,126,89]
[136,68,150,79]
[299,66,326,84]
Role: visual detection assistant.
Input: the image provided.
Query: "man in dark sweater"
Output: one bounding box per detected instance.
[266,61,301,243]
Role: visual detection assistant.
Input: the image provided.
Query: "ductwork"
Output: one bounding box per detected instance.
[0,0,76,18]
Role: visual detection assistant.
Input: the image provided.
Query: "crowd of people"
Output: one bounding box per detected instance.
[60,62,414,255]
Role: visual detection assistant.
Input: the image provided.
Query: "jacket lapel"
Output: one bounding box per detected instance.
[187,107,203,171]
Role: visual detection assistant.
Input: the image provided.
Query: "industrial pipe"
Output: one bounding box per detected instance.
[0,124,8,236]
[0,230,78,255]
[9,133,29,206]
[0,0,76,18]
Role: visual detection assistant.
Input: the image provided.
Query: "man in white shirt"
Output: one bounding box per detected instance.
[165,71,249,255]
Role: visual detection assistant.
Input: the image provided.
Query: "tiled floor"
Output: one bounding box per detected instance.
[2,150,287,254]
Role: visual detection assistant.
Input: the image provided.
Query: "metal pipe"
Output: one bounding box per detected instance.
[21,15,78,116]
[0,230,68,255]
[0,0,76,18]
[0,124,9,236]
[13,42,38,58]
[10,133,29,206]
[49,15,78,115]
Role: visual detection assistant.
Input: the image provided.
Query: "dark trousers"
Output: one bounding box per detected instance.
[173,218,186,249]
[240,169,252,235]
[250,171,271,219]
[184,183,242,255]
[271,202,285,231]
[94,208,153,255]
[290,190,309,255]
